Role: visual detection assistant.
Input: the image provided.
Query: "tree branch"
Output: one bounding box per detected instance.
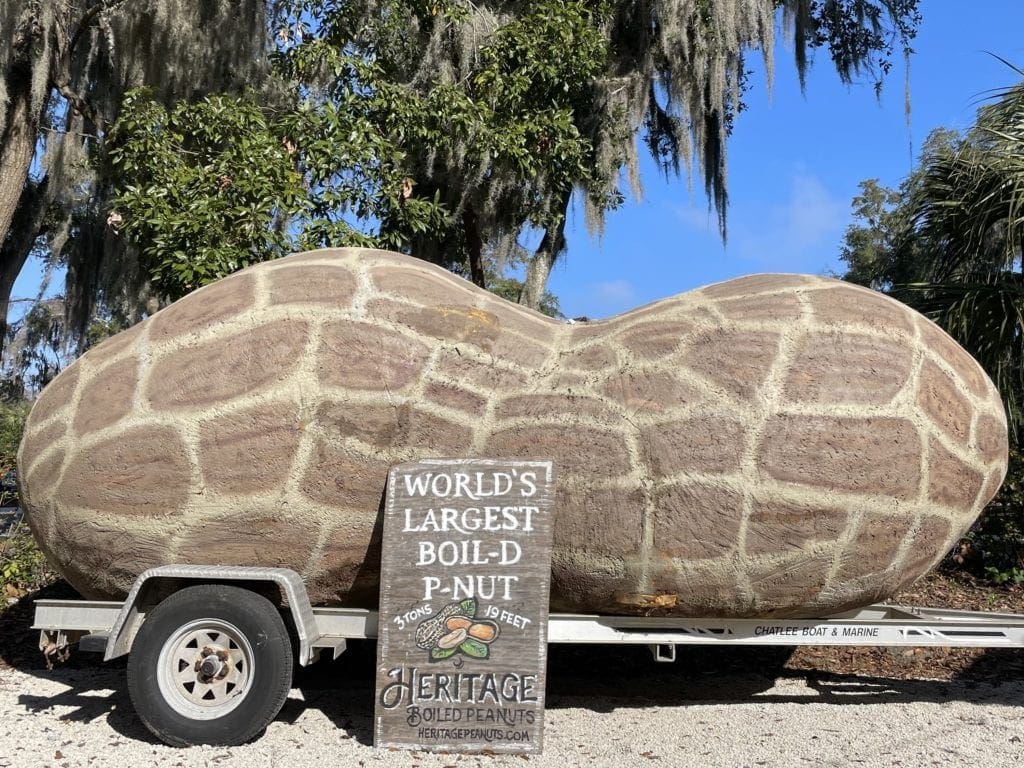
[462,205,486,288]
[71,0,132,54]
[39,125,101,141]
[51,80,105,132]
[53,0,134,133]
[0,174,55,362]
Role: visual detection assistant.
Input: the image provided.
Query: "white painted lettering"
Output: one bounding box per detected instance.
[422,576,441,600]
[403,473,431,496]
[520,472,537,497]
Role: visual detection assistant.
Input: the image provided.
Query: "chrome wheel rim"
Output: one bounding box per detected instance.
[156,619,254,720]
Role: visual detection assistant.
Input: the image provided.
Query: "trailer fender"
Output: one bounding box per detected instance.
[103,565,322,665]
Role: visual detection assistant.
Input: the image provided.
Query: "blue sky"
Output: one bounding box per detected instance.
[12,3,1024,322]
[551,1,1024,320]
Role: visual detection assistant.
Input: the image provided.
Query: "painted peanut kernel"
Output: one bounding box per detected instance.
[18,248,1009,618]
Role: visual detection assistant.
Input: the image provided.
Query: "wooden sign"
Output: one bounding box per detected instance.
[374,459,556,754]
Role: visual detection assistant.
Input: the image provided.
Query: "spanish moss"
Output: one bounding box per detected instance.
[1,0,270,351]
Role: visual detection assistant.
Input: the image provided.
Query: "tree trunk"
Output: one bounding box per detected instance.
[0,175,53,366]
[0,248,26,366]
[0,77,36,264]
[519,207,568,311]
[0,72,41,358]
[462,206,486,289]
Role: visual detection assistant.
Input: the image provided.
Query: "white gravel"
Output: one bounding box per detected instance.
[2,662,1023,768]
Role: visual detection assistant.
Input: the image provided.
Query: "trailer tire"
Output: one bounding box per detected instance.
[126,584,293,746]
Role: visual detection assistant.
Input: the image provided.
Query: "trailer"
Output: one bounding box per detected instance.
[31,564,1024,748]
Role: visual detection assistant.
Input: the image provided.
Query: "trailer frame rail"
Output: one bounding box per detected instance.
[33,599,1024,663]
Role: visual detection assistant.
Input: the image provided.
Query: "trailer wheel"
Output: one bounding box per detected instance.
[126,584,293,746]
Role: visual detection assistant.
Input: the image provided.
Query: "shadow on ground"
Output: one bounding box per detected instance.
[11,635,1024,749]
[7,582,1024,748]
[0,581,114,671]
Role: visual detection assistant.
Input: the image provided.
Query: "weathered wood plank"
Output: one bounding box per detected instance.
[374,458,555,754]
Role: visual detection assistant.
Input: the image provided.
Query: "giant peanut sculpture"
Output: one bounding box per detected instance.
[17,249,1008,618]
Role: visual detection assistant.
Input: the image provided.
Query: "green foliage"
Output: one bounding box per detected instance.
[108,0,614,299]
[789,0,921,90]
[104,3,598,294]
[840,71,1024,585]
[451,247,564,317]
[840,87,1024,436]
[0,401,27,461]
[0,399,43,610]
[839,178,911,287]
[271,50,459,255]
[270,0,612,272]
[0,526,53,608]
[0,398,28,506]
[839,129,961,291]
[104,0,920,311]
[0,299,119,402]
[0,0,272,351]
[487,275,563,319]
[83,316,127,351]
[108,91,308,299]
[3,299,74,396]
[957,450,1024,584]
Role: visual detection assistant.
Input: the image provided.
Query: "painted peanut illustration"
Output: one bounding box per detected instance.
[415,599,500,661]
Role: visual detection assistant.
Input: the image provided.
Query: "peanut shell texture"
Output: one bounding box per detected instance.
[17,248,1009,617]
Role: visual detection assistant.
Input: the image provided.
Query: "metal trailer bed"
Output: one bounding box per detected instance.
[28,565,1024,747]
[34,597,1024,658]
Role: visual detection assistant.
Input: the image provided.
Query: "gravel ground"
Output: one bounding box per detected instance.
[3,646,1024,768]
[5,573,1024,766]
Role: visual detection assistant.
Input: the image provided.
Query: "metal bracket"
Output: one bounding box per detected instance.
[78,632,109,654]
[649,643,676,662]
[38,630,76,668]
